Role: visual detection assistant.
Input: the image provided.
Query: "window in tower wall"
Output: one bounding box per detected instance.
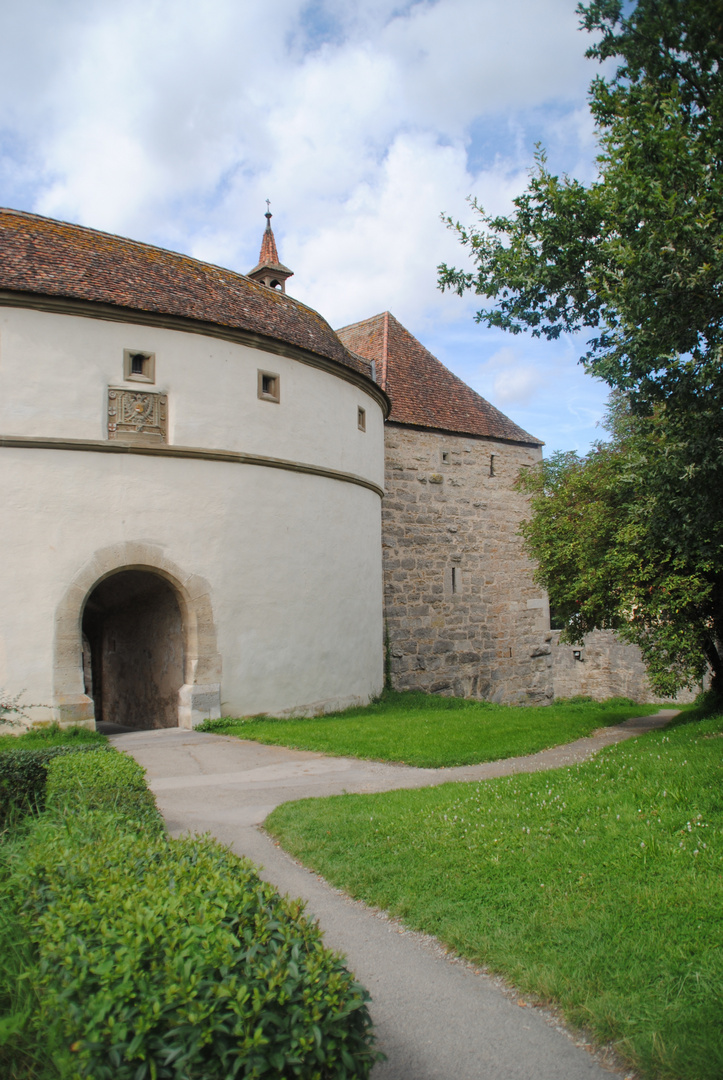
[258,370,281,403]
[123,349,155,384]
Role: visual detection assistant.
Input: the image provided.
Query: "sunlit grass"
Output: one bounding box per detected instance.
[199,691,663,768]
[0,723,106,753]
[266,709,723,1080]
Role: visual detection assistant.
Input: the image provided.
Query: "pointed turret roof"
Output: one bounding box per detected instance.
[247,204,294,293]
[336,311,542,445]
[258,212,280,264]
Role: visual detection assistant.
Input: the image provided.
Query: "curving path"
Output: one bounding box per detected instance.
[113,710,677,1080]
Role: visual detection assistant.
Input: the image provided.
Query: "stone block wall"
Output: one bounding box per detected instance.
[382,423,554,704]
[550,629,700,704]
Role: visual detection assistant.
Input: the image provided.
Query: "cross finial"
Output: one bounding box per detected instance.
[265,199,272,225]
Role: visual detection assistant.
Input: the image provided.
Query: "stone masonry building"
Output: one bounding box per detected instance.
[338,312,691,706]
[338,312,555,705]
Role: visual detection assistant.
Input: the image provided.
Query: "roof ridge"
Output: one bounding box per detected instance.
[0,207,324,322]
[0,207,379,389]
[335,311,389,335]
[337,309,542,444]
[0,206,217,271]
[381,310,389,392]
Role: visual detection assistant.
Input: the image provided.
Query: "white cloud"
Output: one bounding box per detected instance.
[288,131,478,327]
[0,0,610,452]
[1,0,595,239]
[479,345,545,407]
[380,0,590,128]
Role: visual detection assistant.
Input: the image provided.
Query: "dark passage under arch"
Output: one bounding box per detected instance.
[82,570,184,730]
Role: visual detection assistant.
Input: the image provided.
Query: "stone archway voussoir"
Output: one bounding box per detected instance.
[54,543,222,729]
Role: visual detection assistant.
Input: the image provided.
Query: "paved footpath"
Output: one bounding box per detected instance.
[112,710,677,1080]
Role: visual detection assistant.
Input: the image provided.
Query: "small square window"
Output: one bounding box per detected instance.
[441,450,449,464]
[123,349,155,384]
[358,406,366,431]
[258,370,280,403]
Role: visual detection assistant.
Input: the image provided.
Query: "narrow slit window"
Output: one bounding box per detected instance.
[441,450,449,463]
[358,406,366,431]
[258,370,280,403]
[451,566,458,594]
[489,454,496,477]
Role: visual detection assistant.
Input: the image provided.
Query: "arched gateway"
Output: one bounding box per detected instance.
[82,571,183,730]
[54,544,222,729]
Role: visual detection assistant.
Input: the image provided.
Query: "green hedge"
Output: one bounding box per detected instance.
[46,747,164,835]
[0,744,106,826]
[2,750,377,1079]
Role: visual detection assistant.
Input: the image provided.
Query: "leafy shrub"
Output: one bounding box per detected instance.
[0,744,106,826]
[1,751,377,1078]
[46,748,164,836]
[197,715,258,732]
[0,830,50,1080]
[11,808,377,1079]
[692,687,723,713]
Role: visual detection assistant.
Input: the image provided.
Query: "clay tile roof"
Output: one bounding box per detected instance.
[259,221,280,265]
[0,207,366,377]
[336,311,542,445]
[248,213,294,279]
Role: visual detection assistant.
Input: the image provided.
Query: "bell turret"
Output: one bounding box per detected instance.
[247,202,294,293]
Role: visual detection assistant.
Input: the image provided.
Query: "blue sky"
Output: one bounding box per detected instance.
[0,0,613,454]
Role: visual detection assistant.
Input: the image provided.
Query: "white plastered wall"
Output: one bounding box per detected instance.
[0,306,385,725]
[0,307,384,483]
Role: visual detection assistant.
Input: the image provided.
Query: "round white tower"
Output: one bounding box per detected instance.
[0,208,388,729]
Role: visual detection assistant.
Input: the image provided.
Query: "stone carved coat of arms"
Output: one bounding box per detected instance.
[108,388,167,443]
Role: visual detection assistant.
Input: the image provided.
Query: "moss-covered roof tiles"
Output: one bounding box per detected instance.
[337,311,541,445]
[0,208,369,378]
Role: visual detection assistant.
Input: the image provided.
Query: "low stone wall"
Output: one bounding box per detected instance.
[550,629,700,705]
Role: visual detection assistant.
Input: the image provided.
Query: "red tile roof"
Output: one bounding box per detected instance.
[337,311,542,444]
[0,208,365,377]
[248,214,294,280]
[259,220,280,265]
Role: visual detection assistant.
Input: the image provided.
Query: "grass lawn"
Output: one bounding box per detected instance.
[266,708,723,1080]
[199,692,664,768]
[0,723,107,753]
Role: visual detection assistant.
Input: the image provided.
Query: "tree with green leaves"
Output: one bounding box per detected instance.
[517,398,722,694]
[438,0,723,691]
[439,0,723,408]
